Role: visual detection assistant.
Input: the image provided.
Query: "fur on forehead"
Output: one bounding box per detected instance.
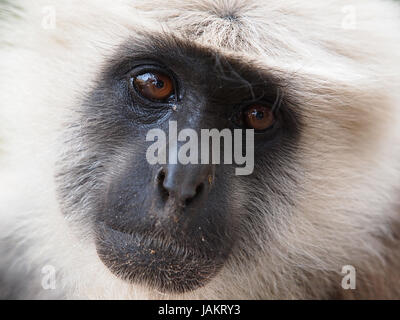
[6,0,400,62]
[5,0,400,107]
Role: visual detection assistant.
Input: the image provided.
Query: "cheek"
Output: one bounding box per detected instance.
[95,145,155,224]
[230,144,302,239]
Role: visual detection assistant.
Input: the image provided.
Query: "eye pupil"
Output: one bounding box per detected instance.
[254,111,264,120]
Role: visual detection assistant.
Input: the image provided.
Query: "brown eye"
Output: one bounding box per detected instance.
[244,104,275,131]
[133,71,174,101]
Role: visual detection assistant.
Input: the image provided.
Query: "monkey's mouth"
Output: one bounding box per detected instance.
[95,224,228,293]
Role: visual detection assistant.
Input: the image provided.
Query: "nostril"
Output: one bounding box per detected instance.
[184,183,204,206]
[196,183,204,196]
[156,168,169,200]
[157,168,166,183]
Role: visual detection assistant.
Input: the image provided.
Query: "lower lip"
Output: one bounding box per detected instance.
[95,225,221,293]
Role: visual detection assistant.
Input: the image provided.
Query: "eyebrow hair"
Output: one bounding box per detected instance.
[106,32,213,77]
[105,31,282,84]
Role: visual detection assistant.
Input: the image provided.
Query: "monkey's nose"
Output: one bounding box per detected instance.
[157,164,211,206]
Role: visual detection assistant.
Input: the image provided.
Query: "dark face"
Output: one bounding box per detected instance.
[56,34,300,293]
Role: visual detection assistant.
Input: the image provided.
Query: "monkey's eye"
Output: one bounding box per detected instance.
[233,104,276,132]
[244,104,275,131]
[132,71,175,102]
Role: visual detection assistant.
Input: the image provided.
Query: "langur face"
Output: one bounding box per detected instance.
[2,0,399,301]
[56,34,300,293]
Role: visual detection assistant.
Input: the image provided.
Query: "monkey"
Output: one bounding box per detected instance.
[0,0,400,299]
